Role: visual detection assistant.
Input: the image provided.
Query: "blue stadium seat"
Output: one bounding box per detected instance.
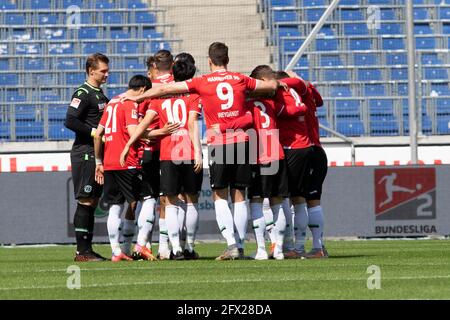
[325,69,349,81]
[341,9,364,21]
[142,28,161,39]
[0,74,18,85]
[102,12,123,24]
[386,53,407,65]
[318,25,334,36]
[424,68,448,80]
[107,87,126,98]
[43,28,66,40]
[31,0,51,9]
[35,74,53,86]
[117,42,139,54]
[79,28,98,39]
[306,9,325,22]
[431,83,450,95]
[414,24,433,35]
[398,83,408,95]
[316,38,338,51]
[336,100,360,118]
[344,23,369,35]
[24,58,44,70]
[83,43,107,54]
[273,10,298,22]
[38,14,58,25]
[49,123,75,140]
[56,58,78,70]
[413,8,429,20]
[439,7,450,20]
[421,115,432,134]
[354,53,378,66]
[370,119,399,136]
[48,105,67,121]
[303,0,326,5]
[107,73,121,85]
[48,43,74,54]
[369,99,394,116]
[110,28,131,39]
[339,0,359,4]
[391,68,408,80]
[63,0,83,8]
[297,69,309,80]
[0,1,16,9]
[377,23,402,35]
[124,58,141,69]
[96,0,114,9]
[16,121,44,141]
[380,9,395,20]
[12,29,31,41]
[0,58,9,70]
[127,0,148,9]
[416,37,435,49]
[443,23,450,34]
[6,91,26,102]
[421,53,442,65]
[0,122,10,140]
[358,69,382,81]
[271,0,295,5]
[135,12,156,24]
[15,105,37,121]
[349,39,371,50]
[277,26,300,38]
[365,84,385,96]
[6,14,25,25]
[320,55,342,66]
[66,73,85,85]
[41,94,60,102]
[382,38,404,50]
[282,39,303,51]
[331,85,352,97]
[436,117,450,134]
[436,99,450,115]
[336,120,364,136]
[145,41,171,53]
[368,0,393,4]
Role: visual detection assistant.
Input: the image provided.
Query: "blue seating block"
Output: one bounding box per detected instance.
[336,120,364,136]
[96,0,114,9]
[79,28,98,39]
[331,85,352,97]
[48,43,73,54]
[382,38,404,50]
[391,68,408,80]
[316,38,338,51]
[6,14,25,25]
[63,0,83,8]
[66,73,85,85]
[344,23,369,35]
[128,0,147,9]
[414,24,433,35]
[320,55,342,66]
[437,117,450,134]
[349,39,371,50]
[111,28,131,39]
[336,100,360,118]
[31,0,50,9]
[416,37,435,49]
[386,53,407,65]
[83,43,107,54]
[439,7,450,20]
[15,105,37,121]
[421,53,442,65]
[377,23,402,35]
[370,119,399,136]
[369,99,394,116]
[273,10,298,22]
[0,73,18,85]
[271,0,295,5]
[49,123,75,140]
[24,58,44,70]
[135,12,156,24]
[0,58,9,70]
[282,39,303,51]
[277,26,300,38]
[303,0,325,5]
[380,9,395,20]
[48,105,68,121]
[0,122,10,140]
[117,42,139,54]
[124,58,141,69]
[39,14,58,25]
[355,53,378,66]
[102,12,123,24]
[358,69,382,81]
[341,9,364,21]
[424,68,448,80]
[431,83,450,95]
[325,69,349,81]
[306,9,325,22]
[414,8,429,20]
[56,58,78,70]
[436,99,450,115]
[365,84,386,96]
[16,121,44,141]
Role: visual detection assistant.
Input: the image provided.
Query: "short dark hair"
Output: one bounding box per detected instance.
[153,50,173,71]
[85,53,109,74]
[275,70,290,80]
[208,42,229,67]
[145,56,155,70]
[173,53,196,82]
[128,75,152,91]
[250,65,275,80]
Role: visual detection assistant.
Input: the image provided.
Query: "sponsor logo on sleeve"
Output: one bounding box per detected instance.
[70,98,81,109]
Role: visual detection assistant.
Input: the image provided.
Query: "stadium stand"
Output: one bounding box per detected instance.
[0,0,180,141]
[262,0,450,137]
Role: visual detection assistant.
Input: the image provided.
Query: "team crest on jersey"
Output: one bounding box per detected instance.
[132,109,138,119]
[70,98,81,109]
[98,103,105,110]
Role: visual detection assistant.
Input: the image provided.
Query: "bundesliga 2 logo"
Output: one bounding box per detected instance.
[374,168,436,220]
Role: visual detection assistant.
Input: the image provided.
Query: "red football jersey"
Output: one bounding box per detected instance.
[137,73,175,152]
[148,93,201,161]
[186,70,257,145]
[275,81,312,149]
[247,98,284,164]
[302,84,323,147]
[99,95,140,170]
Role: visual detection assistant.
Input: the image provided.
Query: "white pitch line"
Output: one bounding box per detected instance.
[1,275,450,292]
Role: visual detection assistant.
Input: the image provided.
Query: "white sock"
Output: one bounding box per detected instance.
[233,201,248,249]
[262,199,276,244]
[294,203,308,252]
[177,199,187,250]
[185,203,199,252]
[136,198,156,246]
[271,203,286,252]
[214,199,236,246]
[158,218,170,252]
[308,206,325,249]
[121,219,135,255]
[107,204,124,256]
[165,204,182,254]
[282,199,294,251]
[250,202,266,251]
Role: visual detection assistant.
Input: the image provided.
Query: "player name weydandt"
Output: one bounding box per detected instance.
[217,110,239,118]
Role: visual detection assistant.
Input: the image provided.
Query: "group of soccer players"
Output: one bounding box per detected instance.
[66,42,328,262]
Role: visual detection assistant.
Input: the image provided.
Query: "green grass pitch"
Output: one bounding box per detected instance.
[1,240,449,300]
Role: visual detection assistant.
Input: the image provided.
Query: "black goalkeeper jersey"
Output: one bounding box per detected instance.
[65,81,109,161]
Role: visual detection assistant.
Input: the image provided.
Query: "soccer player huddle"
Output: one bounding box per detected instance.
[66,42,328,262]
